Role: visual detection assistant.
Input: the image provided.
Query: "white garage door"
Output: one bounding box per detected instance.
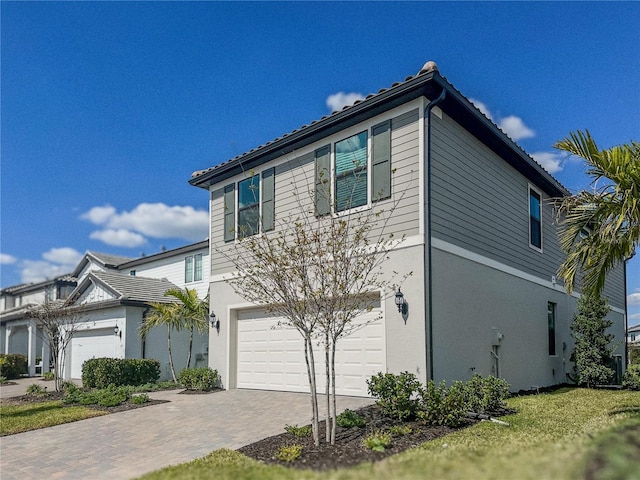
[70,329,116,379]
[236,307,385,397]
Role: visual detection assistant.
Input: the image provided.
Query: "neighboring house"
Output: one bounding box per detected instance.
[189,61,627,395]
[628,324,640,346]
[0,240,210,380]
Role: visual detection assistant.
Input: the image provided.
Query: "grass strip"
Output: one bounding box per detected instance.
[0,401,107,436]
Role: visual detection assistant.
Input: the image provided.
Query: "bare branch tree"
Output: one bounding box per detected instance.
[219,153,413,445]
[27,300,84,392]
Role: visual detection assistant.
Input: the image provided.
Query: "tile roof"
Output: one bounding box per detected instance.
[91,271,179,304]
[190,61,568,196]
[88,252,134,267]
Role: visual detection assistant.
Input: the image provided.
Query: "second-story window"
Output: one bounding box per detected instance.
[315,120,391,216]
[185,254,202,283]
[238,175,260,237]
[335,131,368,212]
[193,254,202,282]
[223,168,275,242]
[529,186,542,250]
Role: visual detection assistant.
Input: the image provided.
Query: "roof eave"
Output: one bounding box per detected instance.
[189,71,441,189]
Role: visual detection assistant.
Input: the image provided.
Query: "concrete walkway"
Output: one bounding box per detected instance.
[0,381,372,479]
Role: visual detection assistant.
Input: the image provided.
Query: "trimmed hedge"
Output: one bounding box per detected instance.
[178,367,219,391]
[82,358,160,388]
[0,354,28,379]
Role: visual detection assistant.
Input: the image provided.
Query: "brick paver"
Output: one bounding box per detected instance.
[0,386,372,479]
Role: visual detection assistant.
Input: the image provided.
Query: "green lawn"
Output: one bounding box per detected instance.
[0,401,107,435]
[139,388,640,480]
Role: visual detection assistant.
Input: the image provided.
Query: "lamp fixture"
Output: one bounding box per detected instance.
[395,288,407,315]
[210,312,220,331]
[114,325,121,338]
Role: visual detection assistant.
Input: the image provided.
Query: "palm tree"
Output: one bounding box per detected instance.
[139,301,182,383]
[164,287,209,369]
[554,130,639,295]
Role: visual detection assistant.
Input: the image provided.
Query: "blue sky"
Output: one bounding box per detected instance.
[1,2,638,324]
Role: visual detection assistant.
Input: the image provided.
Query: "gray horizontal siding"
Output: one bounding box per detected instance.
[431,113,565,282]
[430,112,626,309]
[209,108,421,277]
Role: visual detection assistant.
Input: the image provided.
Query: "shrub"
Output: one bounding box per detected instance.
[418,380,467,427]
[464,374,510,413]
[629,347,640,365]
[178,367,219,391]
[42,371,55,381]
[275,444,303,462]
[284,424,312,437]
[131,393,149,404]
[82,358,160,388]
[129,381,178,393]
[336,409,366,428]
[26,383,48,397]
[571,295,615,387]
[0,376,7,385]
[366,371,421,420]
[362,431,392,452]
[0,354,28,379]
[388,425,413,436]
[622,364,640,391]
[63,385,131,407]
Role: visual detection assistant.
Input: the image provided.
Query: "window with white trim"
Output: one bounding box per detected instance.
[315,120,391,216]
[223,168,275,241]
[529,186,542,250]
[185,254,203,283]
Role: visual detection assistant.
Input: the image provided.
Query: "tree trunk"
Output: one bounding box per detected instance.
[330,338,337,445]
[304,336,320,446]
[167,326,178,383]
[186,326,194,369]
[325,333,331,443]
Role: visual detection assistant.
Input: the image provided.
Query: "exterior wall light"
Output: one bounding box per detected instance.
[114,325,121,338]
[395,288,407,315]
[210,312,220,331]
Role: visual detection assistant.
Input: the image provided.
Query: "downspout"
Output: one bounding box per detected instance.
[424,87,446,381]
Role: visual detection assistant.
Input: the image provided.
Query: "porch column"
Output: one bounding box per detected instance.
[4,327,12,354]
[41,339,51,373]
[27,320,37,377]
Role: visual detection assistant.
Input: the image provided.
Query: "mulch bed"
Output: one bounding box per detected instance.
[239,404,478,471]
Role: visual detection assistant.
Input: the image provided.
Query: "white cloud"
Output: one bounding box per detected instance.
[629,312,640,322]
[326,92,365,112]
[469,98,493,120]
[628,289,640,307]
[531,151,564,174]
[469,99,535,141]
[498,115,536,141]
[81,205,117,224]
[42,247,84,265]
[89,229,147,248]
[18,247,83,284]
[0,253,17,264]
[82,202,209,244]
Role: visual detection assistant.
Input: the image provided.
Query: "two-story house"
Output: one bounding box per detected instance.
[189,61,627,394]
[1,241,210,380]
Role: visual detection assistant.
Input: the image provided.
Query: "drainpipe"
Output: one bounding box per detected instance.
[424,87,446,381]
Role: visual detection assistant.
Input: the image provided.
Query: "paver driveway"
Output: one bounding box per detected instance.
[1,388,372,479]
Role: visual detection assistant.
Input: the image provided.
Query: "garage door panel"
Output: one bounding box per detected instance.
[236,308,385,397]
[70,329,115,379]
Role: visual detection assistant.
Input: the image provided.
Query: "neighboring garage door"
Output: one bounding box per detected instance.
[236,307,385,397]
[70,329,115,378]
